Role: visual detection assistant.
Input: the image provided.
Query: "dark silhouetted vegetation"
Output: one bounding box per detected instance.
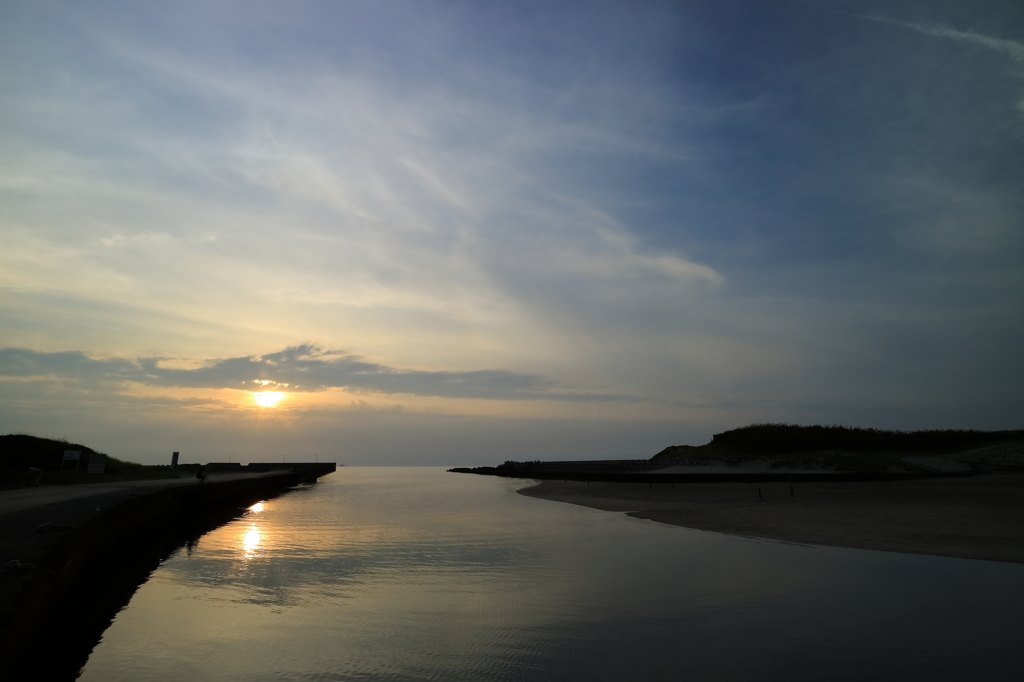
[651,424,1024,470]
[702,424,1023,454]
[449,425,1023,477]
[0,433,179,485]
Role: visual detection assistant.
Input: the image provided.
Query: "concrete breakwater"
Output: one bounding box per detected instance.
[0,465,336,680]
[448,459,973,482]
[449,428,1023,484]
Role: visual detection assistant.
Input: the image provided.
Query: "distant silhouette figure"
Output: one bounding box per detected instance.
[196,466,208,483]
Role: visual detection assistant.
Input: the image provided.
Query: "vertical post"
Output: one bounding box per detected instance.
[172,452,179,469]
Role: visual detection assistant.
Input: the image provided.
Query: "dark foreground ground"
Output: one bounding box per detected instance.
[518,474,1024,563]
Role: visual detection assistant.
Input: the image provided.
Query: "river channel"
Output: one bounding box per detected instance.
[79,467,1024,681]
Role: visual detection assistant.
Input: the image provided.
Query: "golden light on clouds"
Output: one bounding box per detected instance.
[253,391,285,408]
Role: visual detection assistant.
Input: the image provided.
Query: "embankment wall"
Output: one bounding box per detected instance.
[0,469,332,680]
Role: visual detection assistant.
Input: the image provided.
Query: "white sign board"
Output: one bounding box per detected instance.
[87,452,106,474]
[62,450,82,470]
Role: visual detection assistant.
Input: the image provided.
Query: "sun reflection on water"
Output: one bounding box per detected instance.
[237,501,268,559]
[241,526,262,558]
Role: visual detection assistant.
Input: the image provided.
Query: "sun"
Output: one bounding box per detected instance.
[253,391,285,408]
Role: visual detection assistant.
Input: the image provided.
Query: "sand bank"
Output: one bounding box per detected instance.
[518,474,1024,563]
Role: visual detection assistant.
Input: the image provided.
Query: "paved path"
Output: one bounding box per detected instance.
[0,470,291,517]
[0,469,296,592]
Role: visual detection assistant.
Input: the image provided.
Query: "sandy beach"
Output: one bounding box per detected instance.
[518,474,1024,563]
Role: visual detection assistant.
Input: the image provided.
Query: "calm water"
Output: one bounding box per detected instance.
[80,468,1024,681]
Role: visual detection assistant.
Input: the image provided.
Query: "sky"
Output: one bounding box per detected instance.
[1,0,1022,465]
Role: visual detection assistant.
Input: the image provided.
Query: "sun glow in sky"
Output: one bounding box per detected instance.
[0,1,1022,464]
[253,392,285,409]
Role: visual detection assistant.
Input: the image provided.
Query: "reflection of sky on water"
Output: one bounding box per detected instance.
[80,469,1024,682]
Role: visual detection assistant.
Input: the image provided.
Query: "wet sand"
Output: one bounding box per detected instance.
[517,474,1024,563]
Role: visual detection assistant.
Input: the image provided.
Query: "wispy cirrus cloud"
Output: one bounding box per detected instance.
[2,1,1023,462]
[0,1,723,373]
[855,15,1024,63]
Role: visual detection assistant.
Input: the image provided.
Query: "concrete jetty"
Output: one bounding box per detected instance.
[0,463,336,680]
[448,459,971,483]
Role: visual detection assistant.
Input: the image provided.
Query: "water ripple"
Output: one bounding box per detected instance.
[80,468,1024,682]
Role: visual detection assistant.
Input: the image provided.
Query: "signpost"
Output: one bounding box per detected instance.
[62,450,81,471]
[87,452,106,474]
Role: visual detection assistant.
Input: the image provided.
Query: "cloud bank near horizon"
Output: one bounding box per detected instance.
[0,345,641,402]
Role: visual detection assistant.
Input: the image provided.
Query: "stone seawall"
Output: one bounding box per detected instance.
[0,468,334,680]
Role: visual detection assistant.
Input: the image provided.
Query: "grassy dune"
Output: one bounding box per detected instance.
[1,434,180,485]
[652,424,1024,472]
